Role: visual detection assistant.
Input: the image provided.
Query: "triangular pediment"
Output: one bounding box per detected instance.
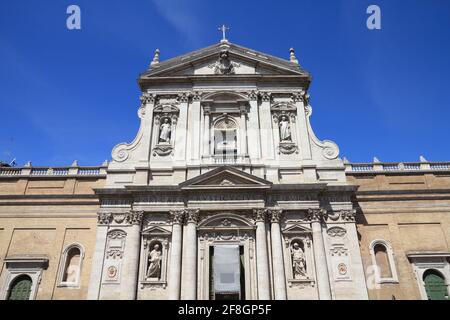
[180,166,272,190]
[283,224,312,234]
[140,42,310,78]
[142,226,172,235]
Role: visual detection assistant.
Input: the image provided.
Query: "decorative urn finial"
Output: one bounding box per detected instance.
[289,47,299,65]
[150,49,160,67]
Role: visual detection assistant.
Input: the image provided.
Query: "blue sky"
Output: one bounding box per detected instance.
[1,0,450,166]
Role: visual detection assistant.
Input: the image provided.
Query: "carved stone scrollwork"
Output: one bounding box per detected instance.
[253,208,267,223]
[170,210,185,225]
[98,212,113,225]
[278,142,298,155]
[327,227,347,238]
[268,208,283,223]
[305,208,327,222]
[152,144,173,156]
[324,210,356,223]
[185,209,200,224]
[209,50,240,75]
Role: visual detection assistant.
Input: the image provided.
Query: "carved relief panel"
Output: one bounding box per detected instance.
[103,229,127,284]
[327,226,352,281]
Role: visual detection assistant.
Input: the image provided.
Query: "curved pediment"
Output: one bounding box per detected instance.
[199,213,252,228]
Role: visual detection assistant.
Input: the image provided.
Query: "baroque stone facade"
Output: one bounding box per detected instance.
[0,40,449,300]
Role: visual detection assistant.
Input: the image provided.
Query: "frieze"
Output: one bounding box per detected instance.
[135,194,185,203]
[190,192,261,202]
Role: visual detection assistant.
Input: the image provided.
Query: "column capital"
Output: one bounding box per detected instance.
[268,208,284,223]
[97,212,113,225]
[140,92,156,105]
[247,90,259,101]
[261,92,272,102]
[191,91,202,102]
[126,210,144,225]
[306,208,327,222]
[170,209,185,225]
[184,209,200,224]
[253,208,268,223]
[177,92,189,103]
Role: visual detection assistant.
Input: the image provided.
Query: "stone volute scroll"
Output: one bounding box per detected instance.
[296,91,340,161]
[111,93,156,163]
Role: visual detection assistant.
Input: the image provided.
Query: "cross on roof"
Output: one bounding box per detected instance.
[218,24,230,41]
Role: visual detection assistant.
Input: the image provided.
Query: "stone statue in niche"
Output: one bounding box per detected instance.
[291,241,307,279]
[279,116,292,142]
[146,243,162,279]
[159,118,171,143]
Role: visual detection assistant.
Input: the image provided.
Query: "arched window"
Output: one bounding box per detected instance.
[423,269,448,300]
[7,275,32,300]
[374,243,392,278]
[369,239,398,284]
[214,117,237,157]
[57,243,85,287]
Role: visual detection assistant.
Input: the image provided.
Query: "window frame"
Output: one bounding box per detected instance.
[368,239,399,284]
[57,243,85,288]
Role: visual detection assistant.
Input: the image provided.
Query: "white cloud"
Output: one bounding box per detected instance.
[151,0,203,47]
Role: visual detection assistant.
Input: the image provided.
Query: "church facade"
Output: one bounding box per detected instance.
[0,39,449,300]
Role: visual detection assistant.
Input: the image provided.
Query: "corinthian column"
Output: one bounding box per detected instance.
[120,211,143,300]
[182,209,199,300]
[168,210,184,300]
[268,209,287,300]
[308,208,331,300]
[253,209,271,300]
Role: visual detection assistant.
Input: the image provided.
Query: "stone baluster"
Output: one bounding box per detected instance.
[168,210,185,300]
[268,208,287,300]
[308,208,332,300]
[253,208,271,299]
